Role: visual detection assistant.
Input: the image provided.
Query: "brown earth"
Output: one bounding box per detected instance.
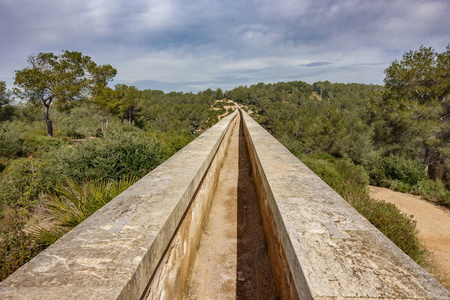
[211,100,254,121]
[186,115,278,299]
[211,99,237,120]
[369,186,450,289]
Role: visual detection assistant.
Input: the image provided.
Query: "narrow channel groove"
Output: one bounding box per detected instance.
[186,114,279,299]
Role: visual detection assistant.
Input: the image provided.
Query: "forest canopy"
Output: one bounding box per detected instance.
[0,45,449,281]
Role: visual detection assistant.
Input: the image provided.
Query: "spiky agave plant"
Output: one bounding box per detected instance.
[31,176,139,246]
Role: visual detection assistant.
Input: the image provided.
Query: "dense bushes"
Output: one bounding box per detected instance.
[0,217,45,280]
[412,179,450,207]
[140,90,220,134]
[0,127,194,281]
[0,127,173,281]
[362,153,450,206]
[0,121,66,159]
[0,122,29,158]
[0,127,172,208]
[53,128,173,182]
[0,158,53,208]
[365,153,427,187]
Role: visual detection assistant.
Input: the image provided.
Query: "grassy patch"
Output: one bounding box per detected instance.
[30,176,139,246]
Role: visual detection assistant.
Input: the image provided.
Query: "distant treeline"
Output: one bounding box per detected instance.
[226,81,381,164]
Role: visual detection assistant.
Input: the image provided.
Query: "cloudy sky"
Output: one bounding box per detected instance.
[1,0,449,92]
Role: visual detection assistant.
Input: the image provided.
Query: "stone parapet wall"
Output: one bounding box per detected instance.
[142,111,238,299]
[1,108,449,299]
[0,111,238,299]
[241,109,450,299]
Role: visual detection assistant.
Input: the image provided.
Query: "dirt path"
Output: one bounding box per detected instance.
[211,100,237,120]
[369,186,450,289]
[186,116,278,299]
[211,100,254,121]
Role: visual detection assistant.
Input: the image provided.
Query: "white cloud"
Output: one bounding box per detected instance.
[0,0,449,92]
[133,0,177,31]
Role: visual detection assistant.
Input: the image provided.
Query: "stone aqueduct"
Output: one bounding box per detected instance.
[0,109,449,299]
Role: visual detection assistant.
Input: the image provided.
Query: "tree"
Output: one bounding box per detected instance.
[14,51,116,137]
[379,45,450,178]
[0,81,12,122]
[114,84,141,126]
[215,88,224,100]
[89,84,141,130]
[89,86,118,132]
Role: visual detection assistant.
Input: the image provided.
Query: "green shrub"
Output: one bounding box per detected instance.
[365,153,450,207]
[301,156,342,185]
[204,114,219,128]
[151,130,193,153]
[279,135,304,157]
[382,179,412,193]
[66,129,86,139]
[0,121,28,158]
[0,214,45,281]
[350,196,425,263]
[413,179,450,207]
[365,153,426,186]
[0,158,54,208]
[302,152,370,188]
[23,133,63,155]
[53,128,173,182]
[0,122,66,159]
[213,102,224,108]
[300,153,426,264]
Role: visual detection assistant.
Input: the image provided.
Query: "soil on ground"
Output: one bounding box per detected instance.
[211,100,254,121]
[186,115,279,300]
[369,186,450,289]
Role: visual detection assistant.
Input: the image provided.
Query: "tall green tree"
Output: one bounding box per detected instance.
[14,51,116,137]
[378,45,450,178]
[89,86,118,132]
[215,88,224,100]
[89,84,141,130]
[0,81,12,122]
[114,84,141,125]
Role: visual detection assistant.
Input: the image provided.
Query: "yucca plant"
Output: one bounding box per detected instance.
[31,176,139,246]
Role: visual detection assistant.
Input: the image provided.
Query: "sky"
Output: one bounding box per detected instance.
[0,0,449,93]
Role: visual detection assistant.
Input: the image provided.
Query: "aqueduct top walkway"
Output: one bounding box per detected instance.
[0,109,448,299]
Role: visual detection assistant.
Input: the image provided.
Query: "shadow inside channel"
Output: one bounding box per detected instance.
[236,117,280,300]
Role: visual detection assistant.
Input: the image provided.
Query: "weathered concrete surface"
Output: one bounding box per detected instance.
[241,109,450,299]
[143,112,238,299]
[0,111,237,300]
[2,108,449,299]
[186,114,279,300]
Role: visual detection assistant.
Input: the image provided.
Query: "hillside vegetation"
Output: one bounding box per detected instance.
[227,46,450,208]
[0,77,225,279]
[224,45,449,267]
[0,45,448,280]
